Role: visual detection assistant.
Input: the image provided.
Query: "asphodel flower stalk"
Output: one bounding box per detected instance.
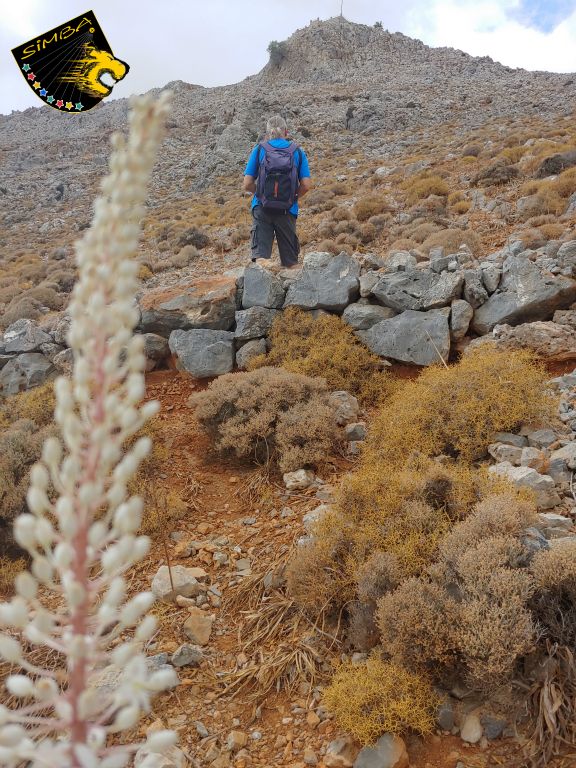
[0,92,177,767]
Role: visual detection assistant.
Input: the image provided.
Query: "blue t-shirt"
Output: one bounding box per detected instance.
[244,139,310,216]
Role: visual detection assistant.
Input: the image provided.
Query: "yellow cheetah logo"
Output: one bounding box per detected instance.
[59,43,129,98]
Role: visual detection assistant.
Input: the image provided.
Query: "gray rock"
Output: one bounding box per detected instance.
[283,469,315,490]
[303,504,331,531]
[345,422,367,441]
[489,463,561,509]
[234,307,279,340]
[359,271,381,298]
[480,715,507,741]
[329,390,360,425]
[139,277,237,335]
[51,314,71,346]
[151,565,204,602]
[460,713,483,744]
[437,702,455,732]
[88,654,178,702]
[450,299,474,341]
[371,270,463,312]
[358,309,450,366]
[284,252,360,312]
[463,270,489,308]
[0,353,56,395]
[325,737,357,768]
[556,241,576,275]
[236,338,267,370]
[342,303,397,330]
[52,348,74,374]
[143,333,170,361]
[242,265,286,309]
[551,442,576,470]
[384,251,417,272]
[169,329,235,378]
[538,512,572,532]
[492,432,527,448]
[520,447,545,469]
[488,443,523,465]
[471,256,576,335]
[353,733,409,768]
[3,319,52,353]
[0,355,13,371]
[480,263,502,293]
[171,643,204,668]
[527,429,557,448]
[39,342,65,361]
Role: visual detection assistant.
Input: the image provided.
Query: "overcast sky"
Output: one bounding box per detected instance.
[2,0,576,115]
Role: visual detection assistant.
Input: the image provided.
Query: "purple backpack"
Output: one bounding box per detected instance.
[255,141,301,212]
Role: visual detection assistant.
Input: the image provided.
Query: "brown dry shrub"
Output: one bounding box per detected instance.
[377,579,460,674]
[530,541,576,646]
[448,191,466,205]
[287,536,351,616]
[538,223,565,240]
[190,366,339,472]
[452,200,471,215]
[462,145,481,158]
[388,238,416,252]
[323,656,438,744]
[0,420,56,558]
[315,239,339,254]
[0,556,26,596]
[410,222,442,243]
[306,189,335,207]
[357,552,403,603]
[1,298,43,328]
[249,307,391,405]
[404,175,449,205]
[331,207,352,222]
[20,286,64,310]
[421,228,482,257]
[359,222,377,244]
[354,195,390,222]
[500,146,527,164]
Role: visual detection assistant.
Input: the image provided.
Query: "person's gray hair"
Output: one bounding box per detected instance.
[266,114,287,139]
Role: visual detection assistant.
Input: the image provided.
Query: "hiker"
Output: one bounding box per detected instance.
[242,115,311,269]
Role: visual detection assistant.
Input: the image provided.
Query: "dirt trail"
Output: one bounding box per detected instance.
[135,370,529,768]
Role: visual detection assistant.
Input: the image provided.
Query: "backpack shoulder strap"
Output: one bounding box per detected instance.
[253,142,265,177]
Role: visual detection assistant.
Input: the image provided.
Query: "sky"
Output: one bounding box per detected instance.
[2,0,576,115]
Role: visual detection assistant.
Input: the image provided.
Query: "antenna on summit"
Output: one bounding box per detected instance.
[340,1,344,17]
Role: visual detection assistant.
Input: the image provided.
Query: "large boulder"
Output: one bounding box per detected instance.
[471,256,576,335]
[370,270,463,312]
[242,265,286,309]
[236,338,266,370]
[473,321,576,361]
[0,353,56,395]
[139,277,237,336]
[284,252,360,312]
[234,307,279,341]
[342,303,397,330]
[358,309,450,366]
[169,329,235,378]
[3,319,53,353]
[450,299,474,341]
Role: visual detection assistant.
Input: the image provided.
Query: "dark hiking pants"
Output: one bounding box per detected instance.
[250,205,300,267]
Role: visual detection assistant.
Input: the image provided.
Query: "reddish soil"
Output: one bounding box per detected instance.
[136,370,532,768]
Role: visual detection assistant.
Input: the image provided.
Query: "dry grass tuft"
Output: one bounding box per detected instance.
[404,175,449,205]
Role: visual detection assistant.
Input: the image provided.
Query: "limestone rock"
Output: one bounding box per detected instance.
[384,251,417,272]
[471,256,576,335]
[461,713,483,744]
[151,565,203,603]
[329,390,360,425]
[183,608,214,646]
[139,276,237,335]
[358,309,450,366]
[283,469,315,490]
[234,307,279,340]
[325,737,358,768]
[171,643,204,668]
[463,269,489,308]
[551,442,576,470]
[450,299,474,341]
[284,252,360,312]
[143,332,171,361]
[0,353,56,395]
[353,733,409,768]
[3,319,53,353]
[489,463,561,509]
[242,265,286,308]
[371,269,463,312]
[52,348,74,374]
[342,302,397,330]
[236,338,267,370]
[169,329,235,377]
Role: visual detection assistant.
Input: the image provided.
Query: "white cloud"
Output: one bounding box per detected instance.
[1,0,575,115]
[405,0,576,72]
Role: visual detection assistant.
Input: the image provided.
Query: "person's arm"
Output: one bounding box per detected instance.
[298,177,312,198]
[243,175,256,193]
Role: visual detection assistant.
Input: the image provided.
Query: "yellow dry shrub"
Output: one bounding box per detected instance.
[0,381,56,428]
[538,223,566,240]
[367,345,554,464]
[452,200,471,215]
[448,191,466,205]
[0,556,26,596]
[404,175,449,205]
[323,656,438,744]
[499,146,527,164]
[552,167,576,198]
[249,307,392,405]
[137,264,154,281]
[353,196,390,222]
